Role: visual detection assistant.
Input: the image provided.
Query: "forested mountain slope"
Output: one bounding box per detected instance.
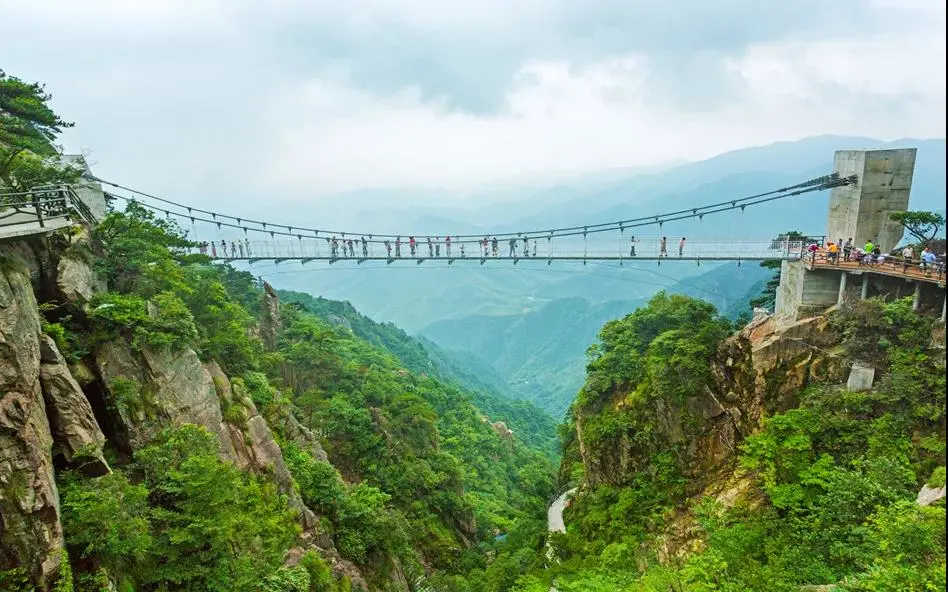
[505,294,947,591]
[0,205,556,592]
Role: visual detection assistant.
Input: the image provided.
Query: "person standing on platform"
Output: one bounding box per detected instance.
[678,237,686,257]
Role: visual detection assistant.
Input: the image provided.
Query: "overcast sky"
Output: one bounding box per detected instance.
[2,0,945,209]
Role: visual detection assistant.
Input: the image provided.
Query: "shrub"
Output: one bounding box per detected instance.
[88,291,196,351]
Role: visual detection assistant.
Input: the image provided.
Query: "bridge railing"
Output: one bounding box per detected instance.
[186,236,809,262]
[0,185,98,231]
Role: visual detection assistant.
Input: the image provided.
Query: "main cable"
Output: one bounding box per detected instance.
[90,173,854,243]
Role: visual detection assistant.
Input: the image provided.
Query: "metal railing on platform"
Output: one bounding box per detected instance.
[0,185,97,232]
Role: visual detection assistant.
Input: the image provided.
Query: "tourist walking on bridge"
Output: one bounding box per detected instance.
[509,238,517,257]
[395,237,402,257]
[238,242,244,258]
[482,237,489,257]
[427,237,433,257]
[361,237,368,257]
[629,236,637,256]
[385,240,392,257]
[446,236,452,257]
[435,238,441,257]
[660,237,667,257]
[492,237,498,257]
[211,241,218,258]
[678,237,686,257]
[409,236,416,256]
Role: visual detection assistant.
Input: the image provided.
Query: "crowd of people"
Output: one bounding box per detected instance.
[811,237,945,276]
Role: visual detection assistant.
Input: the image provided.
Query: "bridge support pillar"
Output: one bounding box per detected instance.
[912,282,922,311]
[860,274,870,300]
[837,272,848,306]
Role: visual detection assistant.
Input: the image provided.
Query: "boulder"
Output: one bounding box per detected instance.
[55,248,105,308]
[0,248,63,584]
[916,484,946,507]
[38,335,109,474]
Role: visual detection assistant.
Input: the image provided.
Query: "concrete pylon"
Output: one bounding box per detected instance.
[826,149,917,253]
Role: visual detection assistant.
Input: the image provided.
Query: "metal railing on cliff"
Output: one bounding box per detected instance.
[0,184,98,233]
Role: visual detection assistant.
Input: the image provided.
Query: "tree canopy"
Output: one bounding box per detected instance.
[0,69,78,190]
[890,210,946,244]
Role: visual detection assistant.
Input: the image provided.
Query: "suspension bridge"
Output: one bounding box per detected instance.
[0,172,855,267]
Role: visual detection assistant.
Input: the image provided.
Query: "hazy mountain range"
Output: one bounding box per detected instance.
[260,135,946,416]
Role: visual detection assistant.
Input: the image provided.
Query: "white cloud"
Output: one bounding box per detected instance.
[260,32,945,195]
[0,0,944,209]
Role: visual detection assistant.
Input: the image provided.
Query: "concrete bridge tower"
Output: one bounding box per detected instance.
[826,148,917,252]
[775,147,945,321]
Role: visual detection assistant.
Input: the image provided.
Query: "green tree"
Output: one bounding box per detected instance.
[0,69,77,189]
[92,202,191,295]
[59,471,153,580]
[135,425,299,590]
[890,210,946,244]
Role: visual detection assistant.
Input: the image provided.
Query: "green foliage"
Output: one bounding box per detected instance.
[260,566,311,592]
[179,265,261,374]
[91,202,192,295]
[60,471,152,578]
[88,291,197,351]
[0,567,33,592]
[279,289,561,458]
[889,210,946,244]
[0,68,76,189]
[53,550,73,592]
[60,425,300,592]
[136,425,300,590]
[39,311,87,363]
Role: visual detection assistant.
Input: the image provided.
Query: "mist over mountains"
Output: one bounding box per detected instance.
[259,135,946,416]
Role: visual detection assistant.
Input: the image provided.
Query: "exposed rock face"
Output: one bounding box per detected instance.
[55,248,105,309]
[259,281,281,350]
[93,339,236,458]
[578,313,847,489]
[206,363,317,529]
[491,421,514,439]
[916,484,947,507]
[38,335,109,474]
[0,247,63,584]
[277,411,330,463]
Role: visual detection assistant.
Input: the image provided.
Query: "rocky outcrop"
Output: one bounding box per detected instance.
[259,281,281,350]
[38,335,108,474]
[276,411,330,463]
[916,484,946,507]
[55,248,104,309]
[0,246,63,585]
[94,338,237,458]
[206,363,318,529]
[578,312,849,489]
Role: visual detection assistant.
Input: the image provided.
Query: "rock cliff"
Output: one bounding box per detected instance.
[576,311,848,491]
[0,232,364,588]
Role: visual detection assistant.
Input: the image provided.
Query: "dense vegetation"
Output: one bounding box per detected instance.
[32,202,556,591]
[505,295,946,591]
